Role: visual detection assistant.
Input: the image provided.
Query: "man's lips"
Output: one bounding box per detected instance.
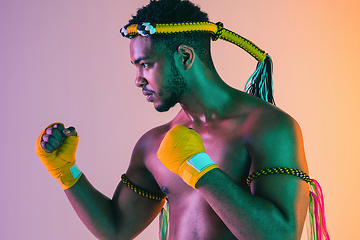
[142,89,154,102]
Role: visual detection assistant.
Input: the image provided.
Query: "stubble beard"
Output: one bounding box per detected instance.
[155,61,186,112]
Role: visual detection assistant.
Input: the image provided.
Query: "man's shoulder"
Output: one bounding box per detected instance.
[135,119,185,152]
[231,94,301,147]
[238,95,307,172]
[240,94,298,131]
[127,123,172,176]
[257,103,297,130]
[135,124,170,149]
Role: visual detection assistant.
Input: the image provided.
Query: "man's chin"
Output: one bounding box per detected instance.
[154,102,177,112]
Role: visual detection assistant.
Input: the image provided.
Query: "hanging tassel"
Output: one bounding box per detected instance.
[244,54,275,105]
[308,179,330,240]
[159,199,169,240]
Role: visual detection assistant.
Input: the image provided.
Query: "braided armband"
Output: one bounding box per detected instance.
[246,167,311,186]
[121,174,165,201]
[247,167,330,240]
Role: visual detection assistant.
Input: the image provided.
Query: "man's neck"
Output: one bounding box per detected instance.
[179,71,239,125]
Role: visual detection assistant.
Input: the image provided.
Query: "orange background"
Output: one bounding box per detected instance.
[1,0,359,239]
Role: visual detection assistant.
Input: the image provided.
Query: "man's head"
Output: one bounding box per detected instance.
[128,0,213,112]
[130,33,189,112]
[128,0,213,67]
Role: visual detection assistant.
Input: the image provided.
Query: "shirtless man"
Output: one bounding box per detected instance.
[35,0,309,239]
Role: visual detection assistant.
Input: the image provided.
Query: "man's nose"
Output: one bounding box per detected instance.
[135,72,147,88]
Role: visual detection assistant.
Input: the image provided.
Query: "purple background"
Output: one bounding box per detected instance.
[1,0,359,239]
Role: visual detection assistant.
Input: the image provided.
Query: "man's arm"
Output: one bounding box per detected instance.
[196,113,309,240]
[65,172,165,240]
[36,123,165,240]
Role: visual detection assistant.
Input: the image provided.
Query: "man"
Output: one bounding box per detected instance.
[35,0,310,239]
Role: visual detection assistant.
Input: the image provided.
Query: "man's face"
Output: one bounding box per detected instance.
[130,36,186,112]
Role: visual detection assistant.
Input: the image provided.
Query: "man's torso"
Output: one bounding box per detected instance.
[132,93,281,239]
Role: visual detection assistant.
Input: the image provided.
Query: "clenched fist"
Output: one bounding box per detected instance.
[35,123,82,190]
[157,125,219,189]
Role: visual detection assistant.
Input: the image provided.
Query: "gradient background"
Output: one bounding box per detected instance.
[1,0,359,239]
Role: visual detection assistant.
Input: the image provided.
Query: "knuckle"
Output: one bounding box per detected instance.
[45,127,54,135]
[54,123,65,130]
[42,134,50,142]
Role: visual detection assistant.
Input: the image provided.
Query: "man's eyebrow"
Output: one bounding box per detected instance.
[131,56,151,65]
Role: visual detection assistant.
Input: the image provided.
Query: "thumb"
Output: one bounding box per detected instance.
[62,127,77,137]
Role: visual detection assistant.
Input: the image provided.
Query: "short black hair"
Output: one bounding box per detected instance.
[128,0,213,66]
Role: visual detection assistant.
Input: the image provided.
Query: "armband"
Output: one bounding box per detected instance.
[246,167,311,186]
[247,167,330,240]
[121,174,165,201]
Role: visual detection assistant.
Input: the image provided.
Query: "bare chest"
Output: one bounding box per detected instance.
[143,128,250,239]
[146,126,251,196]
[137,122,253,238]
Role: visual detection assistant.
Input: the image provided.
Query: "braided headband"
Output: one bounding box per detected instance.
[121,21,266,62]
[120,21,275,105]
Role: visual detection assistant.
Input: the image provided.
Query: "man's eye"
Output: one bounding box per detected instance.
[141,63,149,68]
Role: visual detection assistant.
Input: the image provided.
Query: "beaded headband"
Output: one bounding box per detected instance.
[120,21,275,105]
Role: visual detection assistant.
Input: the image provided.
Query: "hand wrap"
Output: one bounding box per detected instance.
[157,125,219,188]
[35,123,82,190]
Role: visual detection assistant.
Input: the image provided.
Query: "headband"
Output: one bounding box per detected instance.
[120,21,275,105]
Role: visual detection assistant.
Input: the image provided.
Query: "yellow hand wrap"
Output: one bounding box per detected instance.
[157,125,219,188]
[35,123,82,190]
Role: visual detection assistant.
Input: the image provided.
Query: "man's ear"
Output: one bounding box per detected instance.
[177,44,195,70]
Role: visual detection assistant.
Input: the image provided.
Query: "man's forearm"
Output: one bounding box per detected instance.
[65,174,119,240]
[196,169,304,240]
